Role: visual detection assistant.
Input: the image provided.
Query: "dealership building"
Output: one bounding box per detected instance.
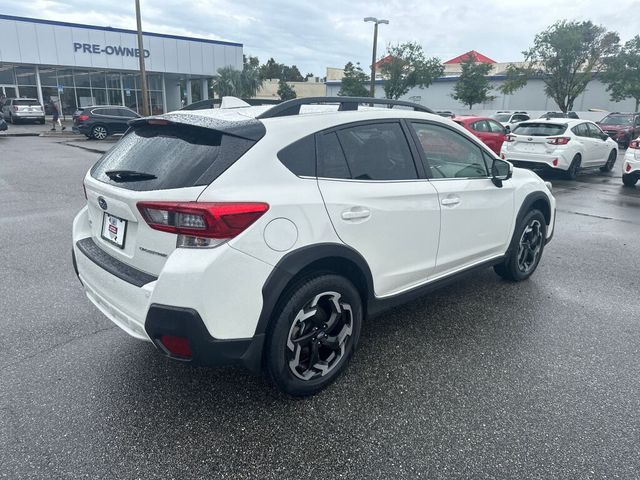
[0,14,243,114]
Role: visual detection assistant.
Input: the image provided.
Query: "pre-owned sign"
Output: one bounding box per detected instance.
[73,43,150,58]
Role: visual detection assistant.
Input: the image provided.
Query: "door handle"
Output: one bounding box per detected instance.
[341,208,371,220]
[441,197,460,206]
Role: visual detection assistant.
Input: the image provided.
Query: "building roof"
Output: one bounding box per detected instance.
[444,50,496,65]
[0,13,242,47]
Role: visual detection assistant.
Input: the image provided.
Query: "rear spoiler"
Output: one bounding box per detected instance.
[128,112,266,142]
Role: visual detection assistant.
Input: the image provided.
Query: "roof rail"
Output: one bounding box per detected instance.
[255,96,434,119]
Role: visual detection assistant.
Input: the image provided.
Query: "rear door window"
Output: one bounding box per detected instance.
[513,123,567,136]
[317,132,351,179]
[90,124,259,191]
[336,122,417,180]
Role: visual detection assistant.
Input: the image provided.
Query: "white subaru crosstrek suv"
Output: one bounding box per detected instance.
[72,97,556,396]
[500,118,618,180]
[623,137,640,187]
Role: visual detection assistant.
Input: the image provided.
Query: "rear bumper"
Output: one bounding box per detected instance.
[145,305,264,371]
[72,205,272,368]
[73,124,90,135]
[14,112,44,119]
[503,151,571,170]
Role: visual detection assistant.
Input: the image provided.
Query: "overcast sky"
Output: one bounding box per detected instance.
[3,0,638,76]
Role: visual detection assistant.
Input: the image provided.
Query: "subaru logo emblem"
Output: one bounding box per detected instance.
[98,197,108,210]
[527,137,533,141]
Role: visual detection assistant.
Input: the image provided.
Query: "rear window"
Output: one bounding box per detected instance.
[512,122,567,136]
[14,99,40,106]
[601,115,633,125]
[90,124,258,191]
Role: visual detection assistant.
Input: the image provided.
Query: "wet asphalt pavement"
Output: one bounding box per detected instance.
[1,136,639,479]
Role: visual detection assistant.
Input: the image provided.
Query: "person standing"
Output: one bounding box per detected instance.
[50,99,65,131]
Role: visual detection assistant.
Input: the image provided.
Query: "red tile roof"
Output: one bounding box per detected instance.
[444,50,496,65]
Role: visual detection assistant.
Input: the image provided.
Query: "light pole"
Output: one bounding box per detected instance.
[135,0,150,116]
[364,17,389,97]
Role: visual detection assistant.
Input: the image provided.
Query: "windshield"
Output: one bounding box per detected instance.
[601,115,633,125]
[490,114,511,122]
[512,122,567,136]
[14,99,40,106]
[91,124,259,191]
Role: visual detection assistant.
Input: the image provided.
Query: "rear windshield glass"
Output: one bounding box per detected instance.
[90,124,258,191]
[490,114,511,123]
[14,99,40,106]
[601,115,633,125]
[512,123,567,136]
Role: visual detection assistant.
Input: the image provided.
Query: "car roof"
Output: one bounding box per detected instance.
[518,118,585,126]
[453,115,495,122]
[84,105,133,109]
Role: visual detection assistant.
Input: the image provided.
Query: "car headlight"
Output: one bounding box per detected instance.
[544,181,553,193]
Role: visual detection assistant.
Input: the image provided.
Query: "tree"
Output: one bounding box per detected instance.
[260,58,283,80]
[452,57,494,109]
[498,63,530,95]
[282,65,304,82]
[506,20,620,112]
[602,35,640,111]
[212,55,263,99]
[379,42,444,100]
[338,62,370,97]
[277,79,296,100]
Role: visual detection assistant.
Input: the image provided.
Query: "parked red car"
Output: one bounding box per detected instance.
[453,115,508,155]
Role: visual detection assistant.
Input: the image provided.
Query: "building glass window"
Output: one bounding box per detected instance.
[39,68,58,87]
[18,86,38,99]
[0,66,15,84]
[76,87,93,107]
[108,89,122,106]
[56,69,75,88]
[15,66,36,86]
[93,88,107,105]
[74,70,91,88]
[147,74,162,90]
[191,80,202,102]
[149,90,164,115]
[106,73,121,90]
[90,71,106,89]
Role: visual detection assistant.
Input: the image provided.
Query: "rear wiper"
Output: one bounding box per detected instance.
[105,170,157,182]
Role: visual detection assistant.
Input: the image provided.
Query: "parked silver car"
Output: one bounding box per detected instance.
[1,98,45,124]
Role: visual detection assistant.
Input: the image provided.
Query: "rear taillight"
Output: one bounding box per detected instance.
[626,163,632,172]
[78,114,89,121]
[547,136,570,145]
[629,140,640,149]
[505,135,516,142]
[137,201,269,248]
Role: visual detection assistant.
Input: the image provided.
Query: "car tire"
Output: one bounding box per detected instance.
[599,150,617,172]
[622,174,638,187]
[91,125,108,140]
[265,274,363,397]
[563,154,581,180]
[494,209,547,282]
[39,118,45,125]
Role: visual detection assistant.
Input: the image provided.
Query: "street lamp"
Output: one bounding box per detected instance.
[135,0,150,116]
[364,17,389,97]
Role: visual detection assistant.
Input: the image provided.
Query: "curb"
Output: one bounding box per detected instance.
[60,141,110,155]
[0,132,41,137]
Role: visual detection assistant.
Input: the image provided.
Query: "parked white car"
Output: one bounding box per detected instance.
[72,96,556,396]
[490,112,530,131]
[622,138,640,187]
[500,119,618,179]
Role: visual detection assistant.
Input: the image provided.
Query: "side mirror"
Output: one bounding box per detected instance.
[491,158,512,187]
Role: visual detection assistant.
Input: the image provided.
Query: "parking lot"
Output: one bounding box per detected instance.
[1,135,639,479]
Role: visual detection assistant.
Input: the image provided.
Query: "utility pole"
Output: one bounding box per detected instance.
[364,17,389,97]
[135,0,150,116]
